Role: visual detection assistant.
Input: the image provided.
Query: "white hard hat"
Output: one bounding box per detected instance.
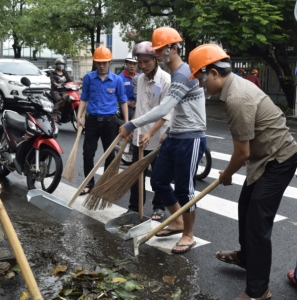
[66,67,72,72]
[125,53,138,63]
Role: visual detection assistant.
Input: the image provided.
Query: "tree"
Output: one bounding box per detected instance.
[26,0,116,67]
[0,0,28,58]
[112,0,198,59]
[180,0,297,108]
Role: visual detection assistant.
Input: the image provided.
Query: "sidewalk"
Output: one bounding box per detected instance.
[206,98,297,128]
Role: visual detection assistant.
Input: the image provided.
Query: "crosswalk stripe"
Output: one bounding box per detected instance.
[211,151,297,176]
[95,167,286,222]
[143,177,286,222]
[51,181,210,252]
[206,168,297,200]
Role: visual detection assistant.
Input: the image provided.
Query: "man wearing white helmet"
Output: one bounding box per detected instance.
[118,53,138,119]
[123,41,172,221]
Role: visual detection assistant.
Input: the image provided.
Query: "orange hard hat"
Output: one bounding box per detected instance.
[188,44,230,80]
[93,46,112,62]
[152,27,183,50]
[252,69,258,74]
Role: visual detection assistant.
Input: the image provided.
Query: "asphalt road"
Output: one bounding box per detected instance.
[1,117,297,299]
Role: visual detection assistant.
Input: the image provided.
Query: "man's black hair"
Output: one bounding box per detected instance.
[205,58,232,77]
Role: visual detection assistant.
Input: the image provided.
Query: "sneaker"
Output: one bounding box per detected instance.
[216,250,246,269]
[233,288,271,300]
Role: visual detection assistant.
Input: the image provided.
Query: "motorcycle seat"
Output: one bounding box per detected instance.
[5,111,26,132]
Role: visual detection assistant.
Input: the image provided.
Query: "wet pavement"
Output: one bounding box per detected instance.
[1,98,297,299]
[0,176,217,300]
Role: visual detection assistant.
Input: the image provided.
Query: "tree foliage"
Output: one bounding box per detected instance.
[179,0,297,107]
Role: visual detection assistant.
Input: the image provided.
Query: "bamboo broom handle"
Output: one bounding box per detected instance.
[62,110,86,181]
[138,135,144,220]
[67,134,122,207]
[76,109,86,137]
[0,200,43,300]
[137,179,220,246]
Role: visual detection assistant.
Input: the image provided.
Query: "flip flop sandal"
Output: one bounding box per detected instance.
[155,228,183,237]
[151,209,165,221]
[79,187,92,196]
[171,241,196,254]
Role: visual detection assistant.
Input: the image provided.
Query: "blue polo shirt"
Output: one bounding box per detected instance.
[118,70,137,102]
[81,70,127,116]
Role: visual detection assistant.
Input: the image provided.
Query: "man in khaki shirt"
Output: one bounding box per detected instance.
[189,44,297,300]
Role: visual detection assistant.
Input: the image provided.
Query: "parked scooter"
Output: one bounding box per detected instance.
[0,77,63,194]
[44,81,81,131]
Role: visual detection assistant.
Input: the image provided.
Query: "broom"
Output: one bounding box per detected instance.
[62,110,86,182]
[86,147,159,210]
[83,138,129,210]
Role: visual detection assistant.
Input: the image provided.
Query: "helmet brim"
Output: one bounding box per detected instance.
[189,74,196,81]
[93,58,112,62]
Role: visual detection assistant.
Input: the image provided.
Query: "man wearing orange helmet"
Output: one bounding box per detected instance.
[244,69,261,88]
[188,44,297,300]
[119,27,207,254]
[77,45,128,195]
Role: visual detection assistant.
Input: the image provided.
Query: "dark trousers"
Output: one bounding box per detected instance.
[236,153,297,297]
[151,137,206,209]
[83,115,118,189]
[128,145,165,212]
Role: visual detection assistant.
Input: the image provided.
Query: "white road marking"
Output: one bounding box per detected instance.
[206,135,225,140]
[48,148,294,252]
[211,151,297,176]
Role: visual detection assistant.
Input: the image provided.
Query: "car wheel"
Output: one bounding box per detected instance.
[0,92,6,112]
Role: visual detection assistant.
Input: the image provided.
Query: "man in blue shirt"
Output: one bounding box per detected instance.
[77,46,128,195]
[118,53,138,120]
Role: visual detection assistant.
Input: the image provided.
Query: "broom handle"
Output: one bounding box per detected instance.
[138,135,144,220]
[67,134,122,207]
[138,179,220,245]
[0,200,43,300]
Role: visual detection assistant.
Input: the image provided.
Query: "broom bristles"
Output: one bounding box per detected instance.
[62,126,83,182]
[83,139,129,210]
[85,147,159,210]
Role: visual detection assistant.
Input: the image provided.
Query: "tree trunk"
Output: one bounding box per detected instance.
[32,49,38,60]
[184,33,197,62]
[259,46,295,108]
[12,44,22,58]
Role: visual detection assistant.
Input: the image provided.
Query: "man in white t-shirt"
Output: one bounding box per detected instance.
[125,41,172,221]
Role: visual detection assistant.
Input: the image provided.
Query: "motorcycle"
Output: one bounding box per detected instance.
[44,81,81,131]
[0,77,63,194]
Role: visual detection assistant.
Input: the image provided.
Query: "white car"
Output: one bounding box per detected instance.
[0,59,51,111]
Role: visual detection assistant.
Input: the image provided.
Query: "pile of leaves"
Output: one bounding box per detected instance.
[55,259,142,300]
[53,258,182,300]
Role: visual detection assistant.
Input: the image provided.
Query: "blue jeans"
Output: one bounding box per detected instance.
[151,137,206,211]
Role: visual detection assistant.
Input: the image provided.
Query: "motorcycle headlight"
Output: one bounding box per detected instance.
[39,98,54,112]
[27,120,43,134]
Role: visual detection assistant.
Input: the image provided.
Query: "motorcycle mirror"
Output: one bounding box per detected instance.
[21,77,31,87]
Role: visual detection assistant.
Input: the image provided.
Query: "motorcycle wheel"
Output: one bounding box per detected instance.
[71,107,85,133]
[196,147,212,180]
[26,146,63,194]
[0,127,10,177]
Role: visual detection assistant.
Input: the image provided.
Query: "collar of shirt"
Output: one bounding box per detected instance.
[143,66,163,83]
[123,69,137,79]
[220,72,235,102]
[90,69,114,82]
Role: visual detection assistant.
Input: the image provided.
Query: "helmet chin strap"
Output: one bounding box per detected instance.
[203,73,210,97]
